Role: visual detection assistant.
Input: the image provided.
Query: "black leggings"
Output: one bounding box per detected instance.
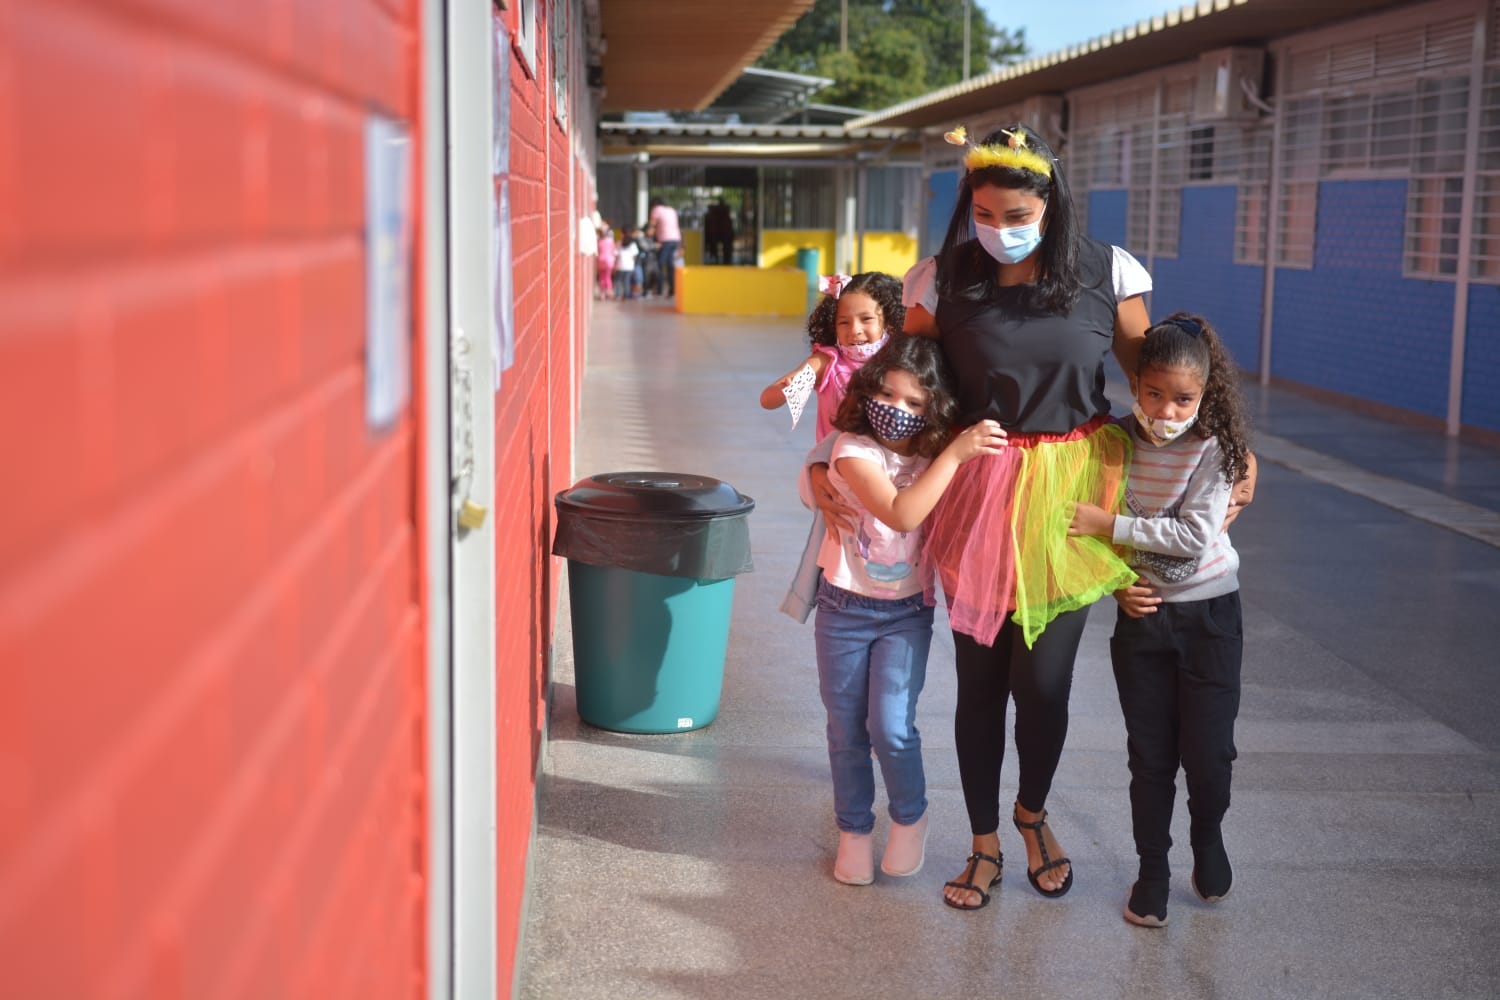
[953,604,1091,834]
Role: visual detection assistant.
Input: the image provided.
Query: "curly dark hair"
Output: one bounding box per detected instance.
[806,271,906,348]
[830,334,958,459]
[1137,312,1253,484]
[936,123,1092,316]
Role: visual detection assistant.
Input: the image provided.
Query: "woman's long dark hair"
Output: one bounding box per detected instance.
[1139,312,1253,484]
[806,271,906,348]
[936,123,1087,315]
[831,334,958,459]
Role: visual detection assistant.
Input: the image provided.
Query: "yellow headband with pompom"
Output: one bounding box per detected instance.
[945,125,1053,179]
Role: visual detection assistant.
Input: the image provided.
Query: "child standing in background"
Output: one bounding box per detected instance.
[612,231,638,301]
[596,223,616,300]
[636,222,661,297]
[815,335,1006,886]
[760,272,906,623]
[1067,312,1252,929]
[760,272,906,444]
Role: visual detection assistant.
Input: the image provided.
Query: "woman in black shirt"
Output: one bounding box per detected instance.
[905,124,1150,909]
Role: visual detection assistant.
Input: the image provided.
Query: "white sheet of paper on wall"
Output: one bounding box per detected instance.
[783,363,816,429]
[364,114,412,431]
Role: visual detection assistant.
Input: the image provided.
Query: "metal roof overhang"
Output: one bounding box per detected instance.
[597,0,817,114]
[709,66,836,122]
[597,122,919,165]
[847,0,1408,130]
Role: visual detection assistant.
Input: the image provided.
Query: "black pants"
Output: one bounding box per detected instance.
[953,605,1091,834]
[1110,591,1242,879]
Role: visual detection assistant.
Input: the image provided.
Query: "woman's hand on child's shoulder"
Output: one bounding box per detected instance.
[948,420,1007,464]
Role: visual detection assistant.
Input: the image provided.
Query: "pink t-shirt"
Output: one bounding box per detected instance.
[649,204,681,242]
[817,433,932,599]
[811,344,861,442]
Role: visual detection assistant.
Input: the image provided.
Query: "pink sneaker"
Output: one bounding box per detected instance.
[881,812,929,877]
[834,831,874,885]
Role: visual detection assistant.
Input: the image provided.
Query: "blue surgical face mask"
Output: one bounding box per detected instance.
[975,218,1044,265]
[864,397,927,441]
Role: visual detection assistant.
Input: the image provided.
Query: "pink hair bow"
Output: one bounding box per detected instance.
[818,273,852,298]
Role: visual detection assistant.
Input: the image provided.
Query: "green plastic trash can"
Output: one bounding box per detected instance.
[552,472,755,734]
[796,246,821,311]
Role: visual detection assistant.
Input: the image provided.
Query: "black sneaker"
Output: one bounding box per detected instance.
[1191,839,1233,902]
[1124,879,1169,928]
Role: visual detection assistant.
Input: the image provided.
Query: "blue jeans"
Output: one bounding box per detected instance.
[657,241,680,295]
[814,578,933,833]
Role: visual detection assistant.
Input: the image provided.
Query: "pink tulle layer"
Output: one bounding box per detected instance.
[922,416,1136,648]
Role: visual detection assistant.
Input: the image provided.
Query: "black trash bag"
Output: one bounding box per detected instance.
[553,472,755,580]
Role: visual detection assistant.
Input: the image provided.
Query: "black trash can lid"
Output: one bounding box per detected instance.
[556,471,754,521]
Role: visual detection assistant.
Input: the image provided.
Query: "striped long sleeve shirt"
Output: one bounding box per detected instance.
[1111,417,1240,603]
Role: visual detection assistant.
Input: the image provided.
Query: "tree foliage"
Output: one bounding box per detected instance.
[757,0,1028,111]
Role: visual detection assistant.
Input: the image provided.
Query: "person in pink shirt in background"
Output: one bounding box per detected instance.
[647,196,682,298]
[595,221,616,300]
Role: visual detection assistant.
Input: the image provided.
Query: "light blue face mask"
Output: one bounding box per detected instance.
[975,218,1043,265]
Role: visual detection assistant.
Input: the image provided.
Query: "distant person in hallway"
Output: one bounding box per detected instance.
[595,221,616,300]
[636,222,662,297]
[612,228,638,301]
[761,272,904,624]
[1068,312,1251,928]
[704,198,735,264]
[810,335,1006,886]
[896,122,1151,909]
[648,197,682,297]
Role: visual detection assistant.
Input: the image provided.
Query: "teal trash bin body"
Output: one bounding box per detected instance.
[552,472,755,734]
[567,564,736,733]
[796,246,821,310]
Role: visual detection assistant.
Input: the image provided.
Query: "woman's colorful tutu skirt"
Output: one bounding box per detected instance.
[923,415,1136,648]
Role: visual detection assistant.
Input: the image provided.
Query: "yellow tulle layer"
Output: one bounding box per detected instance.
[925,417,1136,648]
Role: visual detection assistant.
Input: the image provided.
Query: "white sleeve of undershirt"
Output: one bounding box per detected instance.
[1111,245,1152,301]
[902,256,939,314]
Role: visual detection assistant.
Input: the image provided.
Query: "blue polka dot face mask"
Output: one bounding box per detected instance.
[864,397,928,441]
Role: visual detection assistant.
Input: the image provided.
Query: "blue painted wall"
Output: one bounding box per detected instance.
[1463,284,1500,432]
[1039,178,1497,434]
[1087,190,1127,248]
[1148,186,1264,373]
[1086,187,1261,374]
[1272,180,1454,421]
[924,169,959,258]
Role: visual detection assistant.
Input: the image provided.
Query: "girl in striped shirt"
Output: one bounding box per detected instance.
[1067,312,1253,929]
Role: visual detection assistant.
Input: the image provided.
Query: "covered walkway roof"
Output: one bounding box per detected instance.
[594,0,816,114]
[849,0,1407,129]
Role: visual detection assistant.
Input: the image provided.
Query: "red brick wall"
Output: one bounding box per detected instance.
[0,1,427,998]
[493,1,582,992]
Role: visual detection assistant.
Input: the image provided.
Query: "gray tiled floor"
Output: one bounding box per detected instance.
[518,301,1500,1000]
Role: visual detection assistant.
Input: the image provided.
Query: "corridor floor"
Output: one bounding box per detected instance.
[518,300,1500,1000]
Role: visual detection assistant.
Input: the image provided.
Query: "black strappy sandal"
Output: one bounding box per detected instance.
[1013,806,1074,899]
[942,851,1003,911]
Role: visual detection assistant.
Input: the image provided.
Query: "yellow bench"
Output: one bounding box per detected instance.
[674,265,810,318]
